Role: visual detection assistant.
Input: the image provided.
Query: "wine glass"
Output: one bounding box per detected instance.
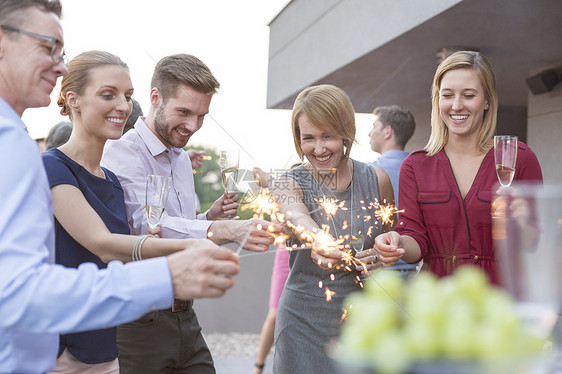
[145,174,172,229]
[350,234,365,252]
[493,184,562,340]
[219,149,240,219]
[494,135,518,190]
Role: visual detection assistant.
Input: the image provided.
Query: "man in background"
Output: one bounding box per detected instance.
[368,105,418,277]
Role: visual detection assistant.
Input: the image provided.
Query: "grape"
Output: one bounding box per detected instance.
[364,269,404,300]
[338,267,548,372]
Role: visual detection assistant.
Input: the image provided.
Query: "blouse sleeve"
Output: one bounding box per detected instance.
[515,143,543,183]
[42,151,79,189]
[394,155,429,262]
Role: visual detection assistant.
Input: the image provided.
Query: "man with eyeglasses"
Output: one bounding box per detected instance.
[0,24,68,64]
[0,1,240,373]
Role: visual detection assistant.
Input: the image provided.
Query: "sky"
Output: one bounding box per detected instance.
[23,0,378,171]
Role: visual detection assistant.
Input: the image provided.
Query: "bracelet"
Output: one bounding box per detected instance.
[254,362,264,370]
[132,235,151,261]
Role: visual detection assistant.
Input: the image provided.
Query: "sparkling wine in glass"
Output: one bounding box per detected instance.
[350,234,365,252]
[219,149,240,219]
[220,149,239,193]
[146,174,172,229]
[494,135,518,189]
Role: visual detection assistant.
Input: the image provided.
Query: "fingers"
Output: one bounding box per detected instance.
[266,222,284,234]
[227,192,239,202]
[210,245,240,263]
[168,243,240,300]
[311,249,342,271]
[222,192,239,215]
[354,248,382,275]
[147,226,161,236]
[242,230,275,252]
[377,250,404,267]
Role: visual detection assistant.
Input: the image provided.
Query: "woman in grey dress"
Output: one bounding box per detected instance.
[272,84,395,373]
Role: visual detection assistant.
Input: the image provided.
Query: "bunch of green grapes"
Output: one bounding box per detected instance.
[339,266,547,374]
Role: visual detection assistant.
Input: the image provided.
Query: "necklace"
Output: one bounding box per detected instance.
[307,159,364,252]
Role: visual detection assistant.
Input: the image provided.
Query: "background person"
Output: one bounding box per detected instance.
[367,104,419,279]
[0,2,239,373]
[45,120,72,149]
[122,97,143,134]
[375,51,543,284]
[272,84,394,373]
[251,247,289,374]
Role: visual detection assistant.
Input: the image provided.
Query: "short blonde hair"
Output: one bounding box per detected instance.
[291,84,356,160]
[425,51,498,156]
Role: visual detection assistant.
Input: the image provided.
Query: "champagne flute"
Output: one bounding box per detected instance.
[494,135,518,190]
[350,234,365,252]
[146,174,172,229]
[219,149,240,219]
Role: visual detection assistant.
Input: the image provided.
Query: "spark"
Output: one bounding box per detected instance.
[340,307,349,323]
[325,287,336,302]
[240,188,279,219]
[315,197,347,219]
[373,201,403,226]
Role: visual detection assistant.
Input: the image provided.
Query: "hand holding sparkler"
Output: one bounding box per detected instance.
[374,231,421,267]
[354,247,383,276]
[311,230,344,272]
[227,218,284,253]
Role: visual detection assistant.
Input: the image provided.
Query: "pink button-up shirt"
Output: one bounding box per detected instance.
[102,118,211,239]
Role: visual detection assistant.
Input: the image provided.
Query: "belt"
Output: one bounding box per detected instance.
[171,298,193,312]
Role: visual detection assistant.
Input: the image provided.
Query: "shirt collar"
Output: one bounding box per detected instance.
[0,97,27,132]
[134,117,182,157]
[379,150,409,159]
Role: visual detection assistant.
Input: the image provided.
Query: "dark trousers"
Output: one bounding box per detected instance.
[117,308,214,374]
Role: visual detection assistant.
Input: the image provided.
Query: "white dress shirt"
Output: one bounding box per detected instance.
[102,117,211,239]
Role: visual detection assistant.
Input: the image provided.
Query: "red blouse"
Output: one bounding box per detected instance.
[395,142,543,284]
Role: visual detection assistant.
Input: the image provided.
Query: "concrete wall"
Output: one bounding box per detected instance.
[267,0,462,108]
[194,244,276,333]
[527,80,562,184]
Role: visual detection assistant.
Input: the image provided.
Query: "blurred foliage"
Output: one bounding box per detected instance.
[187,145,223,205]
[187,145,254,220]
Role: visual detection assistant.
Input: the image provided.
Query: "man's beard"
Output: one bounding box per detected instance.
[153,107,188,148]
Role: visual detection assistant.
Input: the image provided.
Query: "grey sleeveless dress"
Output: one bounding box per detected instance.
[273,160,383,374]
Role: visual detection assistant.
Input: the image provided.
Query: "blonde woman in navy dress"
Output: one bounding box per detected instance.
[42,51,233,373]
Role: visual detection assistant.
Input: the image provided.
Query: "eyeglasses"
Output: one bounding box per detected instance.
[1,25,67,64]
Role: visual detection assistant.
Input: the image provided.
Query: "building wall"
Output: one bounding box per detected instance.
[527,80,562,184]
[267,0,462,108]
[194,243,275,333]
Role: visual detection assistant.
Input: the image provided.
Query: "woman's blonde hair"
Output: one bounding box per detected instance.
[58,51,129,120]
[425,51,498,156]
[291,84,356,160]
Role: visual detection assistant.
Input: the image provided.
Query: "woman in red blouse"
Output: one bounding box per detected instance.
[374,51,543,284]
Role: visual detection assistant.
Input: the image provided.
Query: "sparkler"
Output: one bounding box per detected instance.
[237,184,403,305]
[240,188,279,220]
